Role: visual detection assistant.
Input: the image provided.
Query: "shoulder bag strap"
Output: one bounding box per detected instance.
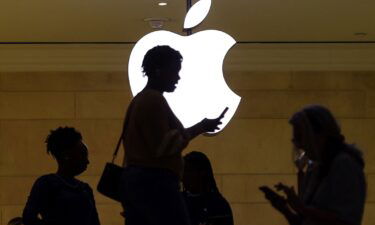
[111,101,134,163]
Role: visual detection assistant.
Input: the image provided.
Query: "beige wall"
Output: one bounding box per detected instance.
[0,71,374,225]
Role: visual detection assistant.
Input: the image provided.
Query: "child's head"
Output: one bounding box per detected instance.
[7,217,23,225]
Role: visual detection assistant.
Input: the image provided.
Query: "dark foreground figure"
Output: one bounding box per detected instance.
[23,127,100,225]
[8,217,23,225]
[119,45,227,225]
[183,151,234,225]
[260,105,366,225]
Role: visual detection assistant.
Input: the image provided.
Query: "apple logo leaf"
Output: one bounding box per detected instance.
[183,0,212,29]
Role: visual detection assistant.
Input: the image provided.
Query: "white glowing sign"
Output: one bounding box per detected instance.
[128,0,241,133]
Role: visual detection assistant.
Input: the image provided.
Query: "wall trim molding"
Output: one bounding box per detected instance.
[0,43,375,71]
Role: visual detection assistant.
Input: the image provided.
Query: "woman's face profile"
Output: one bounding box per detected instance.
[292,124,304,150]
[292,123,319,161]
[63,141,90,176]
[160,62,181,92]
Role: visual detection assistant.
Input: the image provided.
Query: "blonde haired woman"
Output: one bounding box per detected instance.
[261,105,366,225]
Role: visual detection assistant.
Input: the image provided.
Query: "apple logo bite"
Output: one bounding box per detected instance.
[128,0,241,133]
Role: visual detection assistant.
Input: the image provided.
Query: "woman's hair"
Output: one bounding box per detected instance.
[289,105,364,172]
[142,45,183,78]
[183,151,219,193]
[45,127,82,160]
[7,217,23,225]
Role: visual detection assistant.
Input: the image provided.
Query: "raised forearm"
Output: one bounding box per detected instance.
[279,208,302,225]
[185,122,205,141]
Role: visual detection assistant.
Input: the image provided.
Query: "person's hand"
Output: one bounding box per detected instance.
[275,183,304,213]
[259,186,288,212]
[294,151,308,171]
[200,118,222,133]
[200,107,228,133]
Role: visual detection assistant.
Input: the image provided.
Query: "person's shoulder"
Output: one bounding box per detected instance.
[332,150,364,174]
[134,89,168,111]
[334,151,359,165]
[35,174,58,183]
[78,179,92,189]
[137,89,165,103]
[32,174,60,189]
[334,152,351,162]
[207,192,232,211]
[75,179,94,193]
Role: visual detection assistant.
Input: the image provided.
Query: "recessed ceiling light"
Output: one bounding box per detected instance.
[158,2,167,6]
[144,17,170,29]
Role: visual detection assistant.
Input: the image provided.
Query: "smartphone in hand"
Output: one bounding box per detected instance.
[219,107,229,119]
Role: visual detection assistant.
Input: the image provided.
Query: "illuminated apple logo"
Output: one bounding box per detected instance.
[128,0,241,133]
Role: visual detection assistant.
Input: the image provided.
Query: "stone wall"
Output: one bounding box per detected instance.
[0,71,374,225]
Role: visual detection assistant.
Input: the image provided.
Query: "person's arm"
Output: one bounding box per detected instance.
[259,186,302,225]
[184,119,213,141]
[22,178,48,225]
[138,93,176,157]
[185,107,228,141]
[280,208,303,225]
[276,183,355,225]
[86,185,101,225]
[142,94,226,156]
[221,197,234,225]
[160,117,224,155]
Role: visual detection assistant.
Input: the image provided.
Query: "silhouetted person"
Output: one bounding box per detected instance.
[8,217,23,225]
[259,150,313,225]
[119,45,227,225]
[23,127,100,225]
[260,105,366,225]
[182,151,234,225]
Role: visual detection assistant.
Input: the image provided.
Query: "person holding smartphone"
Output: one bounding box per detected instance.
[119,45,228,225]
[260,105,366,225]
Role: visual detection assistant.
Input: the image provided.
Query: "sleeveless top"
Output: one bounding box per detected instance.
[122,89,185,177]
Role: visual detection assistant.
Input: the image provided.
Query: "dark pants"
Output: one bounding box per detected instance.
[119,166,191,225]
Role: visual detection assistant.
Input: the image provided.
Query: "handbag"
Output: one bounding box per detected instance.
[97,130,125,202]
[98,101,134,201]
[97,100,135,202]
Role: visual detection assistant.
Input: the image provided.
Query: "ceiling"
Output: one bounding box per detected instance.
[0,0,374,43]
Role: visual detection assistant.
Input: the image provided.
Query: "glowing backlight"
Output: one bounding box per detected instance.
[128,0,241,133]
